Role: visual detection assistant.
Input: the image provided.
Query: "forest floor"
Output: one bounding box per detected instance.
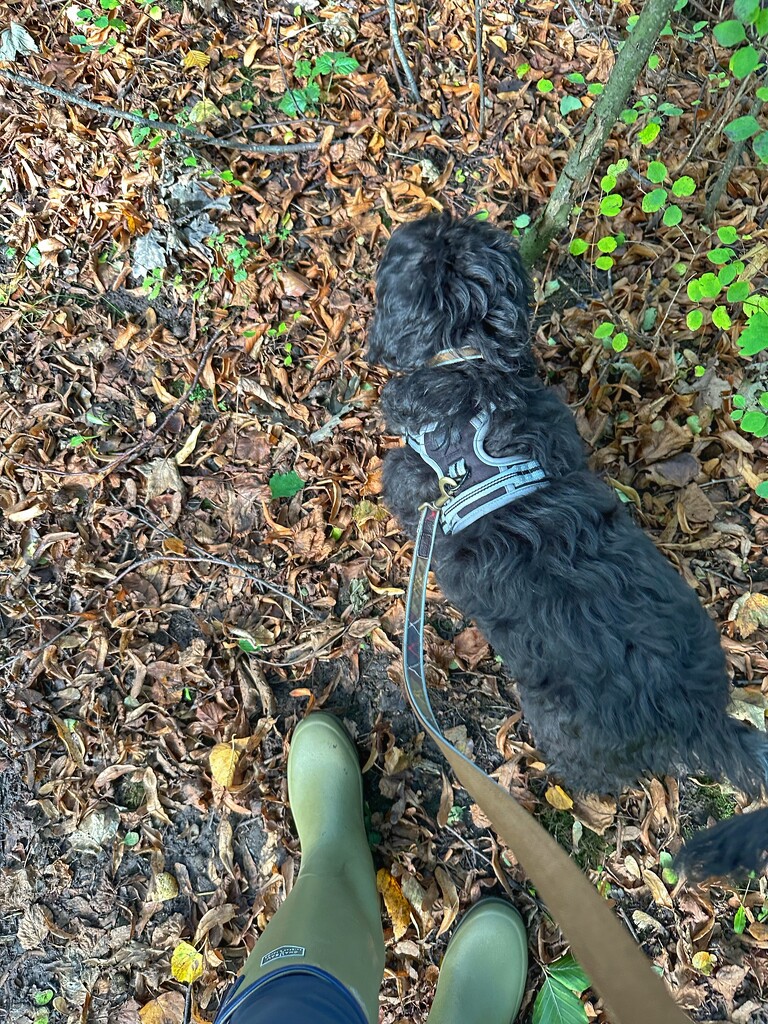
[2,0,768,1022]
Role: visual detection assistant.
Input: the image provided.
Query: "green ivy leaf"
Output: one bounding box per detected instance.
[714,20,747,46]
[687,279,704,302]
[725,115,761,140]
[663,204,683,226]
[717,225,739,244]
[594,322,615,339]
[560,95,582,116]
[647,160,667,183]
[34,992,55,1007]
[727,281,750,302]
[638,121,661,145]
[600,173,617,192]
[537,78,554,93]
[712,306,732,329]
[738,312,768,356]
[569,238,589,256]
[687,309,704,330]
[730,45,761,78]
[648,54,661,69]
[672,176,696,197]
[642,189,667,213]
[595,255,614,271]
[718,262,741,285]
[269,470,305,499]
[597,236,617,253]
[753,131,768,163]
[612,332,629,351]
[707,247,734,265]
[600,194,623,217]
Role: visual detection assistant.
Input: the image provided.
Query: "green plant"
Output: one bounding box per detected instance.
[533,955,590,1024]
[278,50,359,117]
[731,391,768,438]
[594,321,629,352]
[130,111,163,150]
[33,989,54,1024]
[269,470,305,499]
[70,0,127,53]
[142,267,164,299]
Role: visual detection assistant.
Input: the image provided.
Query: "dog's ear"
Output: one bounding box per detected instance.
[366,214,532,372]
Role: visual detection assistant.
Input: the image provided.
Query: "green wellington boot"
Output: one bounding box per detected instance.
[426,898,528,1024]
[236,713,385,1023]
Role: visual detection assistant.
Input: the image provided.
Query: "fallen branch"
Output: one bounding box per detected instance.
[519,0,677,267]
[704,71,767,222]
[386,0,421,104]
[0,69,320,155]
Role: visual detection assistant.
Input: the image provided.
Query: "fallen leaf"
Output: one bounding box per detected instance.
[377,869,411,940]
[151,872,179,902]
[643,869,673,909]
[435,866,460,937]
[453,626,490,669]
[545,785,574,810]
[171,940,204,983]
[17,904,49,950]
[0,22,39,61]
[139,992,186,1024]
[182,49,211,69]
[646,453,700,488]
[209,743,242,788]
[572,793,616,835]
[748,920,768,941]
[729,593,768,638]
[691,951,715,976]
[175,423,204,466]
[143,458,186,500]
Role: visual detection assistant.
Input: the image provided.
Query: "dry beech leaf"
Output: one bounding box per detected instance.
[748,920,768,941]
[435,866,460,937]
[437,772,454,829]
[376,869,410,940]
[642,869,673,909]
[139,992,186,1024]
[171,940,204,983]
[572,793,616,835]
[545,785,574,811]
[17,904,49,950]
[729,593,768,638]
[209,743,242,788]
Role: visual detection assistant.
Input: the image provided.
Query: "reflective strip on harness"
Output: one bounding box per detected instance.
[406,406,548,534]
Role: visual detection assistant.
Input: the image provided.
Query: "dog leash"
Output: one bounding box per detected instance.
[404,503,691,1024]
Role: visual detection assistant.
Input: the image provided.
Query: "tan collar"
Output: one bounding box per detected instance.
[428,347,483,368]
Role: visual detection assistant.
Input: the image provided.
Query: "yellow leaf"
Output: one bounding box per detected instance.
[175,423,204,466]
[182,49,211,70]
[545,784,574,811]
[151,872,179,902]
[489,34,507,52]
[210,743,241,788]
[729,593,768,638]
[188,99,219,124]
[642,869,673,909]
[376,869,411,940]
[171,940,205,983]
[691,951,715,976]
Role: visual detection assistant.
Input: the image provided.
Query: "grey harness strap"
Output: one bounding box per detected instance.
[406,406,548,534]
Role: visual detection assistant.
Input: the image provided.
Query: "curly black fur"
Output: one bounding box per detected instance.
[367,213,768,874]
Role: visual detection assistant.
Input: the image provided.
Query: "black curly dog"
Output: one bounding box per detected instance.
[367,213,768,877]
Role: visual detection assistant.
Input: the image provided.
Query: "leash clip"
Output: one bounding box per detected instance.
[435,475,460,508]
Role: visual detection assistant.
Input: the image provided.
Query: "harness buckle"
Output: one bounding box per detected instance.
[435,475,460,508]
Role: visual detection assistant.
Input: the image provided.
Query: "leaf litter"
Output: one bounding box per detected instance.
[1,0,767,1022]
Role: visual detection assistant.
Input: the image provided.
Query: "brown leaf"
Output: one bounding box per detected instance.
[143,458,186,500]
[139,992,186,1024]
[572,793,617,835]
[437,772,454,829]
[729,593,768,638]
[677,483,715,531]
[453,626,490,669]
[642,869,673,909]
[435,866,460,937]
[376,869,411,940]
[17,904,49,950]
[646,453,700,488]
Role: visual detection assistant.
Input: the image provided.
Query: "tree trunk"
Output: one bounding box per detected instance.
[519,0,678,268]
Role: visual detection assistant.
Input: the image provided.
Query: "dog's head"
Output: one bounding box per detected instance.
[367,213,532,373]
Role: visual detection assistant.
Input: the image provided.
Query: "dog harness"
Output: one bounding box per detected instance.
[406,405,548,534]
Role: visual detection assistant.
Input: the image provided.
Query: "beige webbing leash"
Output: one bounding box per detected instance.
[404,504,691,1024]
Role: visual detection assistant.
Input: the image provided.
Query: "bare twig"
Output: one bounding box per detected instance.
[704,72,767,222]
[386,0,421,104]
[95,330,220,480]
[0,69,321,155]
[475,0,485,135]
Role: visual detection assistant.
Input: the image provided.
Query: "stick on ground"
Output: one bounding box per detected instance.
[386,0,421,104]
